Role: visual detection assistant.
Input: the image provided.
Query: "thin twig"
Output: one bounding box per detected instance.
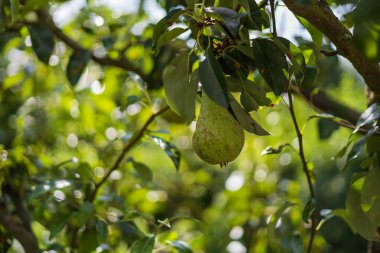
[36,10,150,83]
[68,106,169,250]
[88,106,169,202]
[270,0,277,36]
[286,80,316,253]
[320,49,338,57]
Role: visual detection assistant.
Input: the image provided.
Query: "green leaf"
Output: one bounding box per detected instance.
[153,9,186,50]
[72,202,95,227]
[272,37,306,84]
[117,221,144,245]
[170,240,193,253]
[27,24,55,64]
[345,126,379,168]
[131,236,155,253]
[22,0,49,14]
[205,7,242,37]
[132,161,153,182]
[355,103,380,131]
[240,79,271,111]
[49,213,72,240]
[318,118,339,140]
[78,228,99,253]
[252,38,288,95]
[229,95,270,135]
[10,0,19,23]
[302,65,318,88]
[149,135,181,170]
[346,177,379,241]
[163,51,197,123]
[362,168,380,226]
[66,50,91,87]
[268,201,295,241]
[77,162,93,181]
[296,16,322,48]
[302,199,316,223]
[238,0,264,30]
[155,28,188,55]
[199,50,230,108]
[96,219,108,242]
[261,144,290,156]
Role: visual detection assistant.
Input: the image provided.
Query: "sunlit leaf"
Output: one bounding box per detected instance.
[149,135,181,170]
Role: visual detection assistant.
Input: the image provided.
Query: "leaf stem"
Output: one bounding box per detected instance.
[286,86,316,253]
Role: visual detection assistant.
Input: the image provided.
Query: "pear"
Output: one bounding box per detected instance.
[192,94,245,165]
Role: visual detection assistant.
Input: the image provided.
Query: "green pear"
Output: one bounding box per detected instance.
[192,94,245,165]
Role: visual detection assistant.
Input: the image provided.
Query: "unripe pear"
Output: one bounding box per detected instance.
[192,94,245,165]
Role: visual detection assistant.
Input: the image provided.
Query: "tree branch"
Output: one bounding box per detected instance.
[36,10,151,83]
[88,106,169,202]
[283,0,380,95]
[0,203,39,253]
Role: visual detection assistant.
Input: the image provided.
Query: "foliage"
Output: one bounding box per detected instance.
[0,0,380,252]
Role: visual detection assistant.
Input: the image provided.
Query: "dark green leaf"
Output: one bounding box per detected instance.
[78,228,99,253]
[49,213,72,240]
[229,95,270,135]
[155,28,188,55]
[27,24,55,64]
[66,50,91,86]
[132,161,153,182]
[302,199,316,223]
[318,118,339,140]
[206,7,241,37]
[131,236,155,253]
[272,37,306,84]
[22,0,49,14]
[346,126,379,168]
[240,79,271,111]
[356,103,380,131]
[199,50,230,108]
[302,65,318,88]
[117,221,144,245]
[261,144,290,156]
[149,135,181,170]
[72,202,95,227]
[170,240,193,253]
[238,0,264,30]
[96,219,108,242]
[252,38,288,95]
[163,51,197,123]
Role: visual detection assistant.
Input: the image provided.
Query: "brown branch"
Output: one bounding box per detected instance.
[36,10,150,83]
[283,0,380,95]
[320,49,338,57]
[88,106,169,202]
[0,203,39,253]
